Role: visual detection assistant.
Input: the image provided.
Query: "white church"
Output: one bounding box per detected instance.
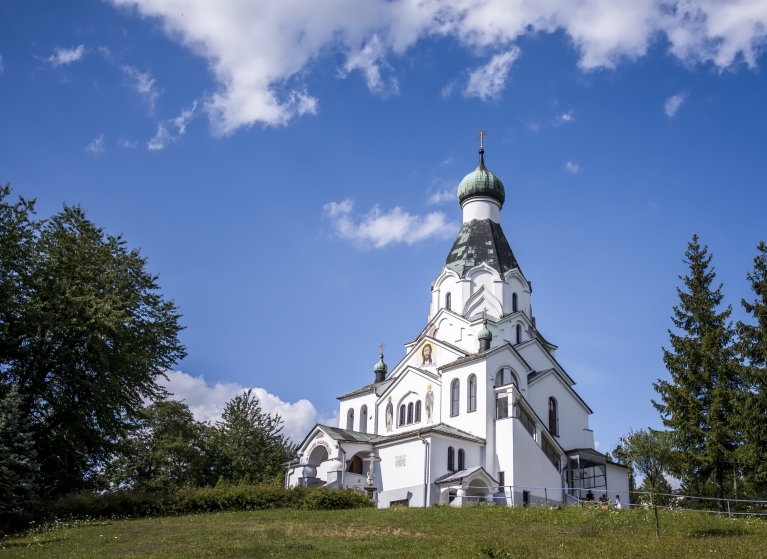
[285,141,629,507]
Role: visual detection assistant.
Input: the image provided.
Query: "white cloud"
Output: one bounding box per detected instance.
[427,177,458,204]
[664,92,687,117]
[110,0,767,132]
[118,138,138,148]
[85,134,106,154]
[565,161,580,174]
[324,198,458,248]
[0,55,4,73]
[47,45,86,66]
[147,101,197,150]
[122,65,162,111]
[159,370,335,442]
[557,110,574,123]
[464,49,521,101]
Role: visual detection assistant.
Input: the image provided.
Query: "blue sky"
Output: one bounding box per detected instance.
[2,0,767,451]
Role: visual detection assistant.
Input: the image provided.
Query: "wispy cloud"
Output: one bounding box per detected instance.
[427,177,458,205]
[565,161,580,174]
[664,92,687,117]
[85,134,106,154]
[341,34,399,96]
[147,102,197,150]
[324,199,458,248]
[47,45,86,66]
[118,138,138,148]
[159,370,335,442]
[464,48,521,101]
[556,110,574,124]
[122,65,161,111]
[0,55,4,73]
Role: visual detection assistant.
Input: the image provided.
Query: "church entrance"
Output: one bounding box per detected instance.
[347,454,364,474]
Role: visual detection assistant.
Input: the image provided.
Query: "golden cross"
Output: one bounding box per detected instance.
[476,130,487,150]
[379,342,385,354]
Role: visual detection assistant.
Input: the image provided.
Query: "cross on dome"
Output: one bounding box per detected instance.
[476,130,487,150]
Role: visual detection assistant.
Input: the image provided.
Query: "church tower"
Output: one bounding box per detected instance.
[428,139,552,356]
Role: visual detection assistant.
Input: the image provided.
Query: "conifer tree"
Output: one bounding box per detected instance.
[0,385,38,511]
[735,241,767,491]
[653,235,741,511]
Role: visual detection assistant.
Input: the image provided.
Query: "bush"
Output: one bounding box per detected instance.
[45,485,372,520]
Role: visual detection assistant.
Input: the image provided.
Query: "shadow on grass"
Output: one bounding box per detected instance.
[0,537,65,549]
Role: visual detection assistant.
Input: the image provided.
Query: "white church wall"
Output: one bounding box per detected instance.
[377,438,428,507]
[339,392,377,433]
[606,463,630,504]
[515,342,560,376]
[440,361,488,439]
[527,372,592,451]
[494,416,514,489]
[511,418,564,506]
[377,371,440,435]
[503,273,531,317]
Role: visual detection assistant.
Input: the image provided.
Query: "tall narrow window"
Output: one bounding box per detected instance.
[458,449,465,470]
[415,400,422,423]
[445,292,452,311]
[468,374,477,412]
[512,292,518,313]
[496,394,509,419]
[447,447,455,471]
[495,368,517,388]
[498,471,505,487]
[346,408,354,430]
[548,397,558,436]
[451,379,460,416]
[399,404,406,426]
[407,402,414,424]
[360,405,368,433]
[516,324,522,344]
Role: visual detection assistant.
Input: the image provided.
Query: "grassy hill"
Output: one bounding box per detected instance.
[2,505,765,558]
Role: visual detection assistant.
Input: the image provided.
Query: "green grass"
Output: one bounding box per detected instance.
[2,506,766,558]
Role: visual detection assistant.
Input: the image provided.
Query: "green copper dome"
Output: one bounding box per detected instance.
[457,149,505,207]
[374,354,387,373]
[478,323,492,341]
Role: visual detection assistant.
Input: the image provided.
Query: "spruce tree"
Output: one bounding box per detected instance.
[653,235,740,511]
[0,385,38,511]
[735,241,767,491]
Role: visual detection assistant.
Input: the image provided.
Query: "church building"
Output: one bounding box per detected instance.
[285,141,629,507]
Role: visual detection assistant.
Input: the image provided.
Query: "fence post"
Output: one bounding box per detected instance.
[727,500,731,519]
[651,492,660,538]
[545,488,548,507]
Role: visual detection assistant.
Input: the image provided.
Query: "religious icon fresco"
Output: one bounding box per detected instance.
[385,398,393,433]
[425,383,434,424]
[421,343,434,366]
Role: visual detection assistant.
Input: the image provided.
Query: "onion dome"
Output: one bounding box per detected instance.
[478,321,492,341]
[457,149,505,207]
[374,352,387,383]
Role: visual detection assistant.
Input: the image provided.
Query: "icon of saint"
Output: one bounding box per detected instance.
[385,402,393,432]
[425,388,434,423]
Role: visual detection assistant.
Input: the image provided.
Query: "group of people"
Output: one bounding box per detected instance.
[585,490,623,509]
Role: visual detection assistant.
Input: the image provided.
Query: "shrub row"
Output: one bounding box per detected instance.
[46,485,373,519]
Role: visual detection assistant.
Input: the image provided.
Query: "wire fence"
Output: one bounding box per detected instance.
[445,484,767,518]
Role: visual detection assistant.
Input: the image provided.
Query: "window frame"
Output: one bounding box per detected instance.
[512,292,518,313]
[468,374,477,412]
[548,397,558,436]
[445,292,452,311]
[415,400,422,423]
[399,404,406,427]
[450,379,460,417]
[516,324,522,344]
[447,446,455,471]
[457,448,465,471]
[407,402,414,424]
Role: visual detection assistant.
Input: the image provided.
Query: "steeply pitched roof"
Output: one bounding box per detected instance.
[434,466,498,485]
[444,219,519,278]
[337,378,395,400]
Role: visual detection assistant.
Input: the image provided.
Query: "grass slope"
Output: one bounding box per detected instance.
[3,506,766,558]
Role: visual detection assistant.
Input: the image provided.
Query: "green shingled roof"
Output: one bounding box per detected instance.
[444,219,519,278]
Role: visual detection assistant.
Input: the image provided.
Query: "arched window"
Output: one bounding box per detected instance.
[468,374,477,412]
[415,400,422,423]
[359,405,368,433]
[399,404,406,426]
[549,397,558,436]
[516,324,522,344]
[407,402,414,424]
[348,454,364,474]
[451,379,460,416]
[494,368,517,388]
[346,408,354,430]
[447,446,455,471]
[458,449,465,470]
[512,292,518,313]
[445,292,452,311]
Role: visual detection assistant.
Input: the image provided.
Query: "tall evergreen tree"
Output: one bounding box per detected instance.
[653,235,741,510]
[212,390,295,483]
[735,241,767,491]
[0,385,38,512]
